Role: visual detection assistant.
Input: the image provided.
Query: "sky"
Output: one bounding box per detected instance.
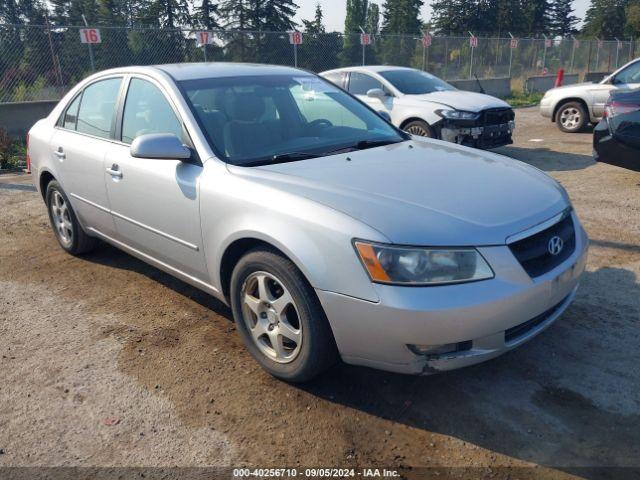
[294,0,591,32]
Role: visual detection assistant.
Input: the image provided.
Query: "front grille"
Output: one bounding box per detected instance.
[481,108,515,126]
[509,213,576,278]
[505,295,569,344]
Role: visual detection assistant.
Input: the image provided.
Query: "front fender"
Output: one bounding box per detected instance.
[199,161,386,303]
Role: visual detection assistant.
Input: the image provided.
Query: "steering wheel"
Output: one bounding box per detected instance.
[307,119,333,132]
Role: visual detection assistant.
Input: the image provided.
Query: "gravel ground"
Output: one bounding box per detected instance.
[0,107,639,479]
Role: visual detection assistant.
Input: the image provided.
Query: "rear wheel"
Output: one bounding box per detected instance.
[45,180,98,255]
[230,248,338,382]
[403,120,434,138]
[556,102,587,133]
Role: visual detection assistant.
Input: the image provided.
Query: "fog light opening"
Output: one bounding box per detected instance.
[408,341,472,357]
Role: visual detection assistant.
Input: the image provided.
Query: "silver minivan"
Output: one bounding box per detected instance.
[28,63,588,382]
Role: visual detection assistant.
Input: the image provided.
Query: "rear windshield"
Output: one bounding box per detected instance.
[379,70,456,95]
[180,74,405,166]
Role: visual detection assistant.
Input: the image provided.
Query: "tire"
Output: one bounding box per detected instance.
[45,180,98,255]
[230,248,338,382]
[403,120,434,138]
[556,101,587,133]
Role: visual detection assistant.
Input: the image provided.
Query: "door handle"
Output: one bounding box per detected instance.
[54,147,65,160]
[106,164,123,179]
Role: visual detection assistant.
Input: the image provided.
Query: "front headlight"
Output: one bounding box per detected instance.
[436,109,480,121]
[354,241,494,286]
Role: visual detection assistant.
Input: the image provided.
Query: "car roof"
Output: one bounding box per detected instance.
[88,63,313,82]
[155,62,310,81]
[321,65,416,75]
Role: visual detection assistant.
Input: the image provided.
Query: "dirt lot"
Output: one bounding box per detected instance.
[1,107,639,478]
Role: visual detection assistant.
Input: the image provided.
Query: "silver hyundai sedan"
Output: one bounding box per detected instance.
[28,63,588,382]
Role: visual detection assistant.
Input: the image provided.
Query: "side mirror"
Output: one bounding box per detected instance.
[377,110,392,122]
[130,133,191,160]
[367,88,387,100]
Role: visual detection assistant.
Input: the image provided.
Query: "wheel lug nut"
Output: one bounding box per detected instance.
[268,324,275,331]
[260,312,267,319]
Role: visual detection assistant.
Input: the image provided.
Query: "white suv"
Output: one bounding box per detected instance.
[540,58,640,132]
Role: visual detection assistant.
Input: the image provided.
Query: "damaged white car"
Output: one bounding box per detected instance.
[321,66,515,149]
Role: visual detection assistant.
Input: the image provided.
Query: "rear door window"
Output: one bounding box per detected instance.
[61,94,82,130]
[75,77,122,139]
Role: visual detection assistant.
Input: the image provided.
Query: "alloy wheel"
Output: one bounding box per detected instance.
[405,125,430,136]
[240,271,302,363]
[50,190,73,248]
[560,107,581,130]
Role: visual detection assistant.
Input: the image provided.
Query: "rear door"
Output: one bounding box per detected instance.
[49,76,123,237]
[104,76,208,281]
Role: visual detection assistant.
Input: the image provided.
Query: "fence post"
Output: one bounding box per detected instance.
[508,33,514,78]
[542,34,548,72]
[615,38,620,69]
[81,15,96,72]
[468,32,475,79]
[570,36,577,74]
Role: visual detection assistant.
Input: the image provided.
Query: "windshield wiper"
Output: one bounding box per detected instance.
[241,151,322,167]
[355,139,404,150]
[321,139,404,156]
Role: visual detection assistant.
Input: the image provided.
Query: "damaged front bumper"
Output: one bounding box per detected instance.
[440,120,516,149]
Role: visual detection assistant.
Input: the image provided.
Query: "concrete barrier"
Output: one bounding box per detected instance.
[448,77,512,99]
[0,100,58,137]
[584,71,610,83]
[525,74,580,93]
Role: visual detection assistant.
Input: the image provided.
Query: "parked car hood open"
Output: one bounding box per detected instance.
[409,91,512,113]
[227,139,568,246]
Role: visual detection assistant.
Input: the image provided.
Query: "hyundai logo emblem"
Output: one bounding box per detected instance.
[548,236,564,256]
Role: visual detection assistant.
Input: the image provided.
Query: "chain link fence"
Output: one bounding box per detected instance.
[0,24,637,103]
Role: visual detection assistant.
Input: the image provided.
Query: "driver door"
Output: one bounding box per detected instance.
[104,76,209,282]
[347,72,395,117]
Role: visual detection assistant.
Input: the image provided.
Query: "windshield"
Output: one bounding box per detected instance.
[180,74,405,166]
[379,70,456,95]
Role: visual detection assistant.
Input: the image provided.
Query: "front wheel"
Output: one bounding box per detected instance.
[556,102,587,133]
[230,248,338,382]
[403,120,434,138]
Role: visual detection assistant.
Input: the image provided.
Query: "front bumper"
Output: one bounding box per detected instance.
[540,97,554,119]
[317,213,588,375]
[440,120,515,149]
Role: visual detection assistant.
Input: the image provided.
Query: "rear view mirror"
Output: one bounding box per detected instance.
[367,88,387,100]
[130,133,191,160]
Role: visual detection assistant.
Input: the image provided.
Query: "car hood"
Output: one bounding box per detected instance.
[227,139,569,246]
[546,82,606,95]
[408,91,512,112]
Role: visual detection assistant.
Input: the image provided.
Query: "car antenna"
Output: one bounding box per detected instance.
[473,74,485,94]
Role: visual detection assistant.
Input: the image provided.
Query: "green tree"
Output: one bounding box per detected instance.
[300,4,341,71]
[194,0,220,29]
[365,3,380,34]
[549,0,578,37]
[582,0,628,38]
[379,0,423,66]
[627,2,640,36]
[340,0,368,65]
